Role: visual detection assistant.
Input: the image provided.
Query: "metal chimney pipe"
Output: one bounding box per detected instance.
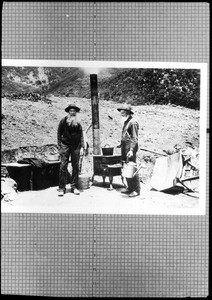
[90,74,101,155]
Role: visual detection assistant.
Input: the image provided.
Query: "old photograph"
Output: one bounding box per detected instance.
[1,60,207,215]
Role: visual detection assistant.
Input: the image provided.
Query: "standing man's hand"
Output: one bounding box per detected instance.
[80,147,84,156]
[127,150,133,158]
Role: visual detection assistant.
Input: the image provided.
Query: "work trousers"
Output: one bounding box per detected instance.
[125,174,140,195]
[121,141,140,195]
[58,143,80,190]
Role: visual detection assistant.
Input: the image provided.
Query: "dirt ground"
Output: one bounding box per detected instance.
[1,175,200,215]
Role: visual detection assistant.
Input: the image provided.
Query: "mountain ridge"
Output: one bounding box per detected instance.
[2,66,200,109]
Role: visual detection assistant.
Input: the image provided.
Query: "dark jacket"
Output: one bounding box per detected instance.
[57,116,84,148]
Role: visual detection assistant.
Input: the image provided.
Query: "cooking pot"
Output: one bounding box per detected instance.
[122,161,137,178]
[102,144,114,156]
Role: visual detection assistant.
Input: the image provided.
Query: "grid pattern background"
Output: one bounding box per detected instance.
[95,2,209,62]
[1,214,94,297]
[1,2,209,298]
[2,2,94,60]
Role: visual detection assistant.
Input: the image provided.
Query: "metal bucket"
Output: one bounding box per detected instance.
[78,174,90,190]
[102,144,114,156]
[122,162,137,178]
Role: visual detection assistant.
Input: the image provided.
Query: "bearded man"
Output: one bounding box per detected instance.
[57,104,85,196]
[117,103,140,197]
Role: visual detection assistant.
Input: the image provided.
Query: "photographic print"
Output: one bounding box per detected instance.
[1,60,207,215]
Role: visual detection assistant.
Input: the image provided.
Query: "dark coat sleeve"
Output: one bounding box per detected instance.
[79,124,85,149]
[57,118,85,148]
[57,119,63,146]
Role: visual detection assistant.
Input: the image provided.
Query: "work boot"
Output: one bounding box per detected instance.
[71,188,80,195]
[121,188,131,194]
[125,178,133,193]
[128,191,140,198]
[58,189,65,197]
[130,173,141,195]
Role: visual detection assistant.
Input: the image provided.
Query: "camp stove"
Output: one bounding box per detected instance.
[92,154,123,190]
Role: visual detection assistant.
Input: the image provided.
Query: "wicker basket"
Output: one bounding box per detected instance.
[44,145,60,161]
[45,154,60,161]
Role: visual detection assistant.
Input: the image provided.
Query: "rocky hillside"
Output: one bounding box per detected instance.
[1,95,200,183]
[2,67,200,108]
[1,66,200,182]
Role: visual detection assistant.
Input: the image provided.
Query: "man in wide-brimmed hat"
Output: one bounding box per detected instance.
[57,104,85,196]
[117,103,140,197]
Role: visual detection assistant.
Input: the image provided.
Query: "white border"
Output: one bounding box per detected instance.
[2,59,207,73]
[1,60,207,215]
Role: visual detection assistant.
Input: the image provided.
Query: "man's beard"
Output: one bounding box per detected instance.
[120,115,129,126]
[66,115,79,127]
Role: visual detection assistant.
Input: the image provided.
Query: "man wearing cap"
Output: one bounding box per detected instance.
[57,104,85,196]
[117,103,140,197]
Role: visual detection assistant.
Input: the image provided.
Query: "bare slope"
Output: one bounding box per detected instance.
[1,96,199,182]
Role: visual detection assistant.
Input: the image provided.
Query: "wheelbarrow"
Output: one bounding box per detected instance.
[140,147,199,192]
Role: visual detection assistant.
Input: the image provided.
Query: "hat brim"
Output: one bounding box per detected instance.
[65,106,80,112]
[117,108,134,114]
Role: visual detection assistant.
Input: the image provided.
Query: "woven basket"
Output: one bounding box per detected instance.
[45,154,60,161]
[44,145,60,161]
